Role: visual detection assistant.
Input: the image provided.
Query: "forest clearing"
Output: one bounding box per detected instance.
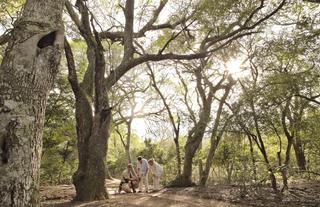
[41,179,320,207]
[1,0,320,206]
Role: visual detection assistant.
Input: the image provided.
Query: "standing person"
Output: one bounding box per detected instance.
[118,163,139,193]
[137,156,149,193]
[148,158,163,191]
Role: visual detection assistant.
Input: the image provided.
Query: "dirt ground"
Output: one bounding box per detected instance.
[40,179,320,207]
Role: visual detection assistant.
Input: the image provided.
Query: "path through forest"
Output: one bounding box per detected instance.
[112,191,243,207]
[41,179,243,207]
[41,179,320,207]
[42,190,242,207]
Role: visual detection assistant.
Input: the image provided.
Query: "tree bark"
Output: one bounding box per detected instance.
[180,92,214,185]
[173,99,211,186]
[173,135,182,176]
[291,97,307,171]
[65,33,109,200]
[281,140,292,191]
[170,63,226,187]
[68,49,110,201]
[239,74,278,193]
[0,0,65,206]
[250,99,278,193]
[280,98,294,192]
[293,136,306,170]
[65,0,113,200]
[248,135,257,181]
[199,84,233,186]
[124,108,134,163]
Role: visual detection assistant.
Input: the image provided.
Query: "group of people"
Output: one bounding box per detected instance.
[118,156,163,193]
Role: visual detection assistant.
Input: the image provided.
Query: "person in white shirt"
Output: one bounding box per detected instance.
[118,163,139,193]
[148,158,163,191]
[136,156,149,193]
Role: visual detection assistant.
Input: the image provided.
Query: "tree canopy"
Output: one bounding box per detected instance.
[0,0,320,206]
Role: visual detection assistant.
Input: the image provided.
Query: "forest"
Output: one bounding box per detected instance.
[0,0,319,206]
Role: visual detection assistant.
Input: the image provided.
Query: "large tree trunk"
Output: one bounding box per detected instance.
[175,66,213,186]
[65,0,110,200]
[71,98,110,200]
[72,109,111,200]
[180,140,201,186]
[65,32,110,200]
[176,114,209,186]
[105,141,112,180]
[169,119,208,187]
[83,26,111,199]
[66,0,136,200]
[84,107,111,200]
[71,93,94,200]
[0,0,65,206]
[170,65,226,187]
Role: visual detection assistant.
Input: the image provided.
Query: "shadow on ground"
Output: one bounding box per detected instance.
[41,179,320,207]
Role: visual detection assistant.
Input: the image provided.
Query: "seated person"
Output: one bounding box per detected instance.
[148,158,163,191]
[118,163,139,193]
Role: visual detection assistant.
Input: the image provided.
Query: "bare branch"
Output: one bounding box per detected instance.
[115,125,127,148]
[0,31,11,45]
[64,38,80,97]
[105,51,208,89]
[99,3,191,42]
[147,63,179,134]
[303,0,320,3]
[123,0,135,60]
[295,94,320,105]
[138,0,168,35]
[175,67,197,124]
[204,0,286,49]
[65,0,82,30]
[158,20,194,54]
[114,110,164,126]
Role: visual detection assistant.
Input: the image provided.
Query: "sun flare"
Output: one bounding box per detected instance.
[225,59,242,74]
[132,118,147,138]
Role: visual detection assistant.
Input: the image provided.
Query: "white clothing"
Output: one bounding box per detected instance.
[153,176,161,190]
[137,158,149,175]
[149,161,163,177]
[149,161,163,190]
[138,173,149,192]
[137,158,149,192]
